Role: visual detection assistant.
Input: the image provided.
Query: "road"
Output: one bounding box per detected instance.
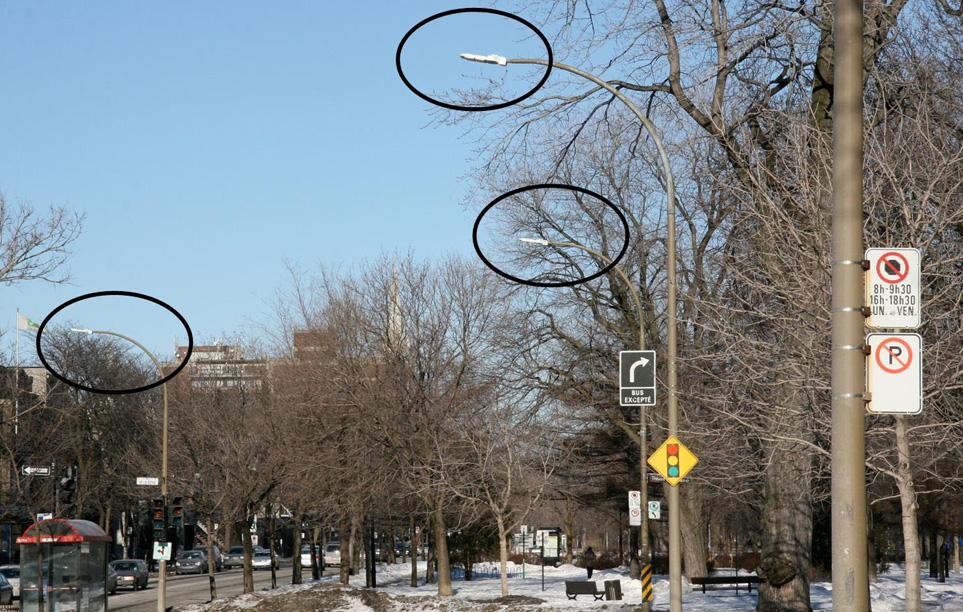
[109,565,312,611]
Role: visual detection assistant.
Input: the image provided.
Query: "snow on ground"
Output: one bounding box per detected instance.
[178,561,963,611]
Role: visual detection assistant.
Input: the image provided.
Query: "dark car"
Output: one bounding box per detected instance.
[109,560,149,590]
[106,565,118,595]
[174,550,208,575]
[0,574,12,605]
[192,545,223,572]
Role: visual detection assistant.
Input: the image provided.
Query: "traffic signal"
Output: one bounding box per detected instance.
[171,496,183,526]
[666,443,680,479]
[152,498,166,541]
[58,465,78,516]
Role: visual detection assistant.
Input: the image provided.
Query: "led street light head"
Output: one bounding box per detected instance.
[70,328,93,334]
[519,237,550,246]
[460,53,508,66]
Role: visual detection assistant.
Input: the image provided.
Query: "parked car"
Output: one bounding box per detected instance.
[192,545,223,572]
[109,559,149,590]
[106,565,118,595]
[174,550,208,575]
[323,542,341,566]
[0,574,12,604]
[0,564,20,598]
[251,551,277,570]
[300,545,324,570]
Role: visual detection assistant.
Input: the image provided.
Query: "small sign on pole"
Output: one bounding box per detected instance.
[647,436,698,486]
[629,507,642,526]
[620,350,656,406]
[22,466,51,477]
[867,333,922,414]
[628,490,641,509]
[152,541,171,561]
[136,477,160,486]
[37,513,52,522]
[866,248,921,329]
[648,501,661,520]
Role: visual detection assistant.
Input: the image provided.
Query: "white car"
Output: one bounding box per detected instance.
[324,542,341,566]
[252,551,277,570]
[0,565,19,598]
[300,545,323,570]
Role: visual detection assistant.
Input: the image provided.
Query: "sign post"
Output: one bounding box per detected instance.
[867,333,922,414]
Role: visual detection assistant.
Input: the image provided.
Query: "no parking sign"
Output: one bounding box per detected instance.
[867,333,922,414]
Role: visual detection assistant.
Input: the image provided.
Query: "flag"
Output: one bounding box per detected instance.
[17,313,39,332]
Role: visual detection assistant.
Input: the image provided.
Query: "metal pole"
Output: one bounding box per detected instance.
[78,330,170,612]
[830,0,869,611]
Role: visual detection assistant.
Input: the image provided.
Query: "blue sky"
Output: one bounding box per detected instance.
[1,1,551,363]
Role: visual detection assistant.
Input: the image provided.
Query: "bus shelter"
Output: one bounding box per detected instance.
[17,519,112,612]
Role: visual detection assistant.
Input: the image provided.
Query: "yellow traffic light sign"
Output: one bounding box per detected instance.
[647,436,698,486]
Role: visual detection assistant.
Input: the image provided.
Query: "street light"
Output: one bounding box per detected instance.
[475,50,682,611]
[71,328,170,612]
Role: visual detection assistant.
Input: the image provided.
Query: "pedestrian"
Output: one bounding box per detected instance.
[583,546,597,579]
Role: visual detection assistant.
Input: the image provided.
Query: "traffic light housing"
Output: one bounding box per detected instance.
[666,443,680,478]
[171,496,183,526]
[58,465,78,517]
[152,498,166,541]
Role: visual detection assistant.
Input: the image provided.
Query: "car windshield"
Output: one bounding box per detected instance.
[180,552,203,559]
[327,544,339,552]
[228,547,244,554]
[111,562,137,571]
[0,567,18,578]
[254,552,270,558]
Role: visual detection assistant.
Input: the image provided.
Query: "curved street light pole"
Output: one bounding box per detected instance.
[470,52,681,610]
[72,328,169,612]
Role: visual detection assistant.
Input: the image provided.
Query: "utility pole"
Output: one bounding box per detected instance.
[830,1,869,611]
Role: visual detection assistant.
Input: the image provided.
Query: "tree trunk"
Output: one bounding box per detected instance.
[867,505,877,583]
[339,515,350,585]
[929,532,938,578]
[350,513,362,576]
[426,521,435,584]
[895,415,921,612]
[756,441,813,612]
[242,516,254,594]
[292,515,303,584]
[268,512,277,589]
[225,520,234,549]
[496,515,509,597]
[954,535,959,574]
[937,535,946,583]
[681,485,708,578]
[410,515,419,587]
[206,515,218,600]
[564,499,574,565]
[433,498,453,596]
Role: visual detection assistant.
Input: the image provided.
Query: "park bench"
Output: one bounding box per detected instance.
[565,580,605,600]
[691,575,765,594]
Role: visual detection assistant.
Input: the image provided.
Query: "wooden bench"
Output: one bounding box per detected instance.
[565,580,605,600]
[690,575,764,594]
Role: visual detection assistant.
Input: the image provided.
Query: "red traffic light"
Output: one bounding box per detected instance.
[667,444,679,456]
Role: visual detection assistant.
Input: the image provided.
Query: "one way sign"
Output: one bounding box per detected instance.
[620,350,656,406]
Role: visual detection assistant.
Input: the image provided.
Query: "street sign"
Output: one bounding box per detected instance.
[619,350,656,406]
[22,465,51,476]
[629,507,642,526]
[37,513,52,522]
[867,333,922,414]
[628,490,641,509]
[866,248,920,329]
[136,477,160,486]
[152,541,171,561]
[647,473,665,483]
[647,436,698,486]
[648,501,661,520]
